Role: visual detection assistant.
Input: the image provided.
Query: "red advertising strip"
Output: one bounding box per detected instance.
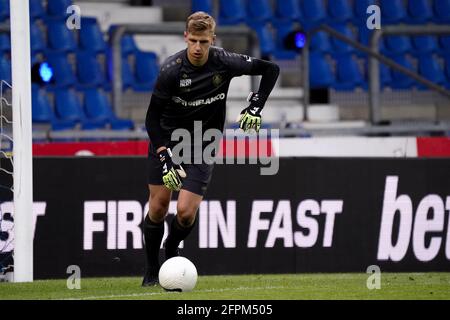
[32,139,274,157]
[417,137,450,157]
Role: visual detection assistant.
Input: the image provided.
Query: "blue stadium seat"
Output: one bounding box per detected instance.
[108,26,139,57]
[439,36,450,54]
[389,55,416,89]
[333,55,363,91]
[412,36,439,55]
[300,0,326,29]
[444,55,450,89]
[79,17,107,54]
[107,56,135,91]
[0,33,10,56]
[417,55,446,90]
[432,0,450,24]
[248,23,275,58]
[380,0,406,24]
[0,0,9,22]
[30,0,46,20]
[310,31,332,53]
[328,0,353,24]
[32,86,75,130]
[383,36,412,55]
[0,55,11,84]
[54,89,106,129]
[47,0,73,19]
[191,0,213,14]
[30,22,47,55]
[363,60,393,89]
[219,0,246,25]
[247,0,274,25]
[406,0,432,24]
[46,52,77,88]
[134,51,159,91]
[274,0,301,22]
[47,20,78,53]
[83,88,134,130]
[76,51,109,89]
[353,0,377,25]
[309,52,335,88]
[273,21,298,60]
[330,24,355,55]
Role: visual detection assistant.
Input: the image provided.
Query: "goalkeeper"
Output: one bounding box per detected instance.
[142,11,279,286]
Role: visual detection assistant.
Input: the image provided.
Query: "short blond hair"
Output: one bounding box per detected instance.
[186,11,216,35]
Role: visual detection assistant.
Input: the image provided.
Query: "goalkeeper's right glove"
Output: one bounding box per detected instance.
[158,148,186,192]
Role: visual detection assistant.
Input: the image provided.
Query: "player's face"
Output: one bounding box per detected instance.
[184,31,215,66]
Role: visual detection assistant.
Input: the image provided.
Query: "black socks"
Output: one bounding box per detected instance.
[142,215,164,275]
[165,215,196,251]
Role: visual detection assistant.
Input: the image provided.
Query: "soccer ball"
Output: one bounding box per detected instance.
[158,256,198,292]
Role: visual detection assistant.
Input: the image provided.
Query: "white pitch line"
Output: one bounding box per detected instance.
[62,286,287,300]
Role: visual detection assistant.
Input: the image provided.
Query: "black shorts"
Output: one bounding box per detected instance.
[147,150,214,196]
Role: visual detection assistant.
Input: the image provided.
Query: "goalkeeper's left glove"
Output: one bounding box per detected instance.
[237,92,266,133]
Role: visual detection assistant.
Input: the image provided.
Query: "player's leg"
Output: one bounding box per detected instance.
[164,189,203,259]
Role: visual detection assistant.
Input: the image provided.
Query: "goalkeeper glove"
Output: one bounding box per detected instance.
[158,148,186,192]
[237,92,266,132]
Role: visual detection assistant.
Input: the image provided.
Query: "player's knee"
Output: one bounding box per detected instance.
[176,205,196,227]
[149,198,170,221]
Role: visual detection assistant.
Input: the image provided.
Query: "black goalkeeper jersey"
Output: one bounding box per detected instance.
[150,46,261,149]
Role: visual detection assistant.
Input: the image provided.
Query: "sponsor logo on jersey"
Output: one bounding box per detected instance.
[180,78,192,88]
[172,93,226,107]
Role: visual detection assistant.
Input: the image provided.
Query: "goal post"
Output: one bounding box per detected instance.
[10,0,34,282]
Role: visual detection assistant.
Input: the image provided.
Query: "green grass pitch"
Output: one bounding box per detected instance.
[0,273,449,300]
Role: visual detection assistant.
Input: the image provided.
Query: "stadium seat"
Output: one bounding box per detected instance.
[83,88,134,130]
[47,0,73,19]
[444,55,450,89]
[300,0,326,29]
[30,22,47,55]
[417,55,446,90]
[330,24,355,55]
[0,33,10,56]
[273,21,298,60]
[76,51,108,89]
[191,0,213,14]
[439,36,450,54]
[363,60,393,89]
[47,19,78,53]
[380,0,406,24]
[29,0,46,20]
[389,55,416,89]
[219,0,246,25]
[310,31,332,53]
[333,55,364,91]
[309,52,335,88]
[133,51,159,92]
[383,36,412,55]
[353,0,377,25]
[46,52,77,88]
[432,0,450,24]
[107,56,135,91]
[0,0,9,22]
[54,89,106,129]
[108,26,139,57]
[248,23,275,58]
[274,0,301,22]
[406,0,432,24]
[0,55,11,84]
[246,0,274,25]
[411,36,439,55]
[32,86,75,130]
[328,0,353,24]
[79,17,107,54]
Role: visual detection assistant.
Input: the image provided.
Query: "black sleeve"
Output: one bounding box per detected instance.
[220,50,280,106]
[151,66,175,100]
[145,94,168,151]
